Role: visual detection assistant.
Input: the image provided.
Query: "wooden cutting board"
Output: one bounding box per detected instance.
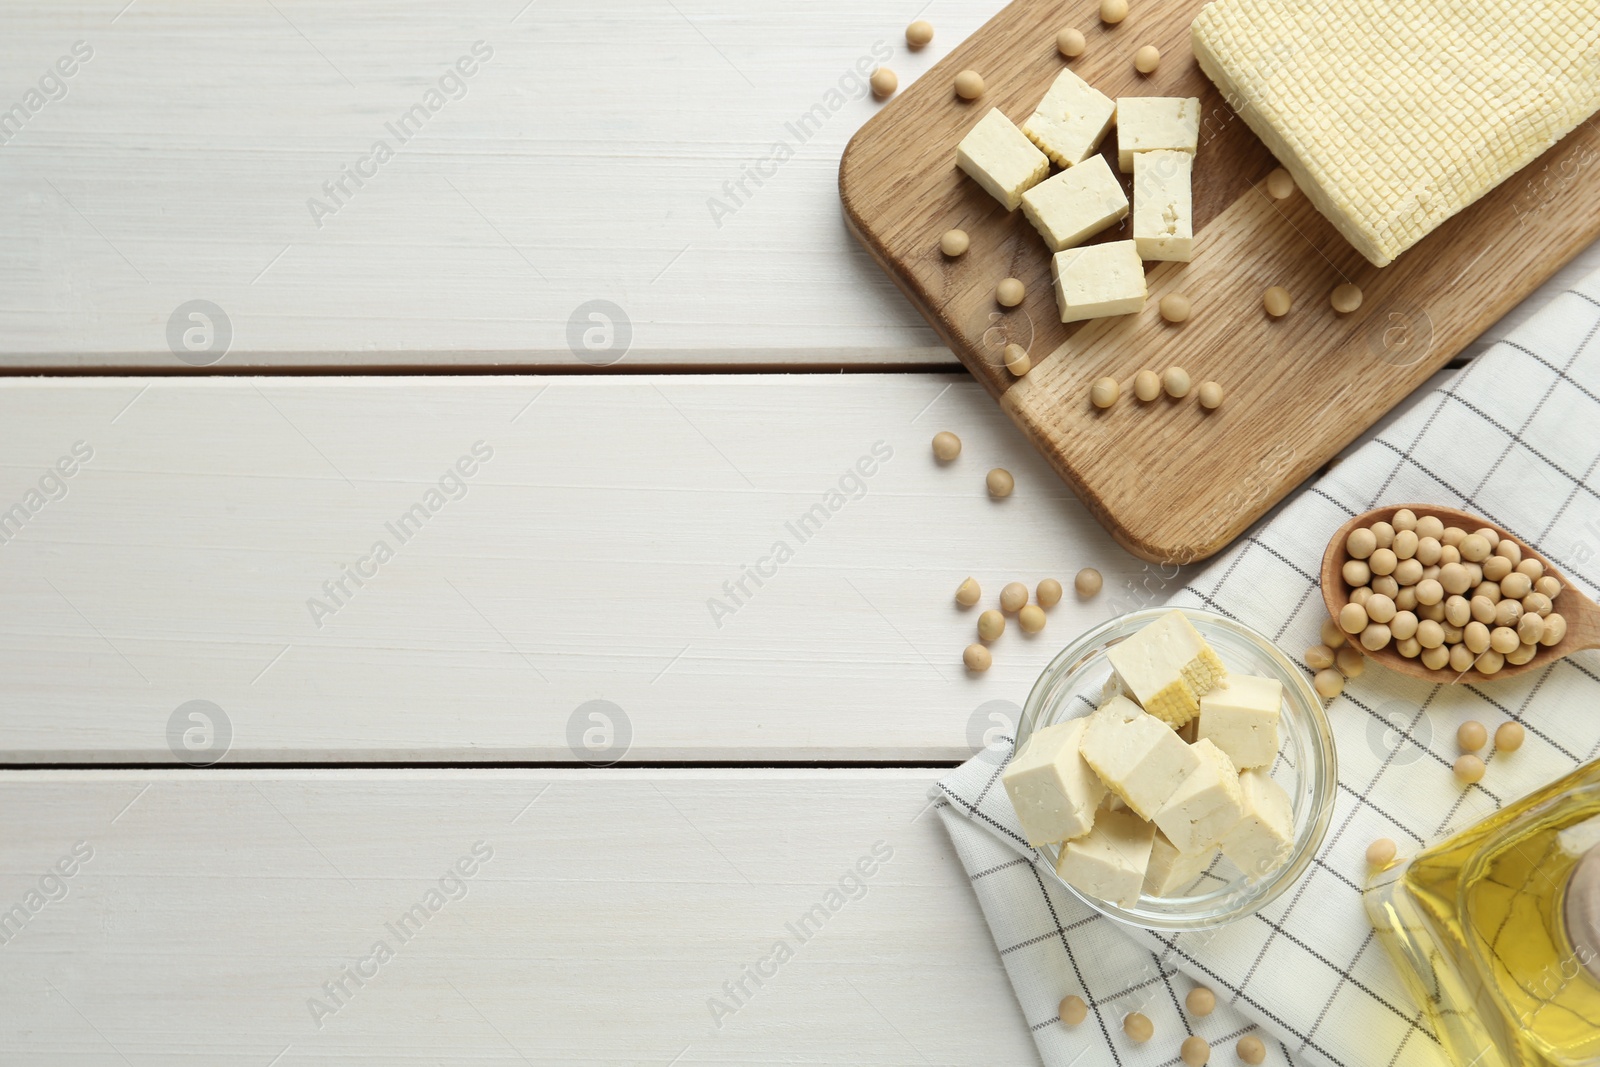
[840,0,1600,564]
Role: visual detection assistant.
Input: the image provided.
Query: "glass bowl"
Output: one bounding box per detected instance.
[1017,607,1337,931]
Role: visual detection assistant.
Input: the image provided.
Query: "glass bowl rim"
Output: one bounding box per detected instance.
[1017,606,1338,932]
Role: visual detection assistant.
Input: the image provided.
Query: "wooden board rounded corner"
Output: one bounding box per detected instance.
[839,0,1600,566]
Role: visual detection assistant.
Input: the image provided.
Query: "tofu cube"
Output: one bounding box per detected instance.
[1116,96,1199,172]
[1051,240,1147,323]
[1142,830,1218,898]
[1021,154,1130,252]
[1105,609,1227,728]
[1055,805,1156,908]
[1002,717,1108,846]
[1154,739,1247,854]
[1132,150,1194,262]
[1220,768,1296,881]
[1197,674,1282,770]
[1023,68,1117,168]
[956,108,1051,211]
[1079,695,1201,820]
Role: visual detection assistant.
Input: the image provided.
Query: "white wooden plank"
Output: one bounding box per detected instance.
[0,373,1190,763]
[0,768,1041,1065]
[2,1,1592,369]
[0,0,992,368]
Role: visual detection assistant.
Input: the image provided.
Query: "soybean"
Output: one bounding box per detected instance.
[1263,286,1292,317]
[1000,582,1029,613]
[1091,377,1120,408]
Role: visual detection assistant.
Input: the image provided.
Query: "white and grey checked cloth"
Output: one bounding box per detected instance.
[935,267,1600,1067]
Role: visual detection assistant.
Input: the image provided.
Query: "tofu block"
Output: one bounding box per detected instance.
[1021,154,1130,252]
[1099,672,1132,707]
[1219,768,1295,880]
[956,108,1051,211]
[1132,150,1194,262]
[1055,806,1156,908]
[1023,68,1117,168]
[1002,717,1108,846]
[1197,674,1282,770]
[1154,739,1247,854]
[1106,609,1227,728]
[1051,240,1147,323]
[1192,0,1600,266]
[1079,695,1201,820]
[1115,97,1200,172]
[1142,831,1218,898]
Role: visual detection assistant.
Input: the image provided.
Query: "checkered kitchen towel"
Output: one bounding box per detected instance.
[936,267,1600,1067]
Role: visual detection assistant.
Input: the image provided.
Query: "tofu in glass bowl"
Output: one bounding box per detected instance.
[1007,608,1336,930]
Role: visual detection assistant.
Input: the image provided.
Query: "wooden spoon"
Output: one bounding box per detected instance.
[1320,504,1600,683]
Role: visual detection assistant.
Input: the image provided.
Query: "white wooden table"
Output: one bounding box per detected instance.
[1,3,1594,1063]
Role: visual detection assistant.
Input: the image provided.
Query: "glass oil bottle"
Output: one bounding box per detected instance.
[1365,760,1600,1067]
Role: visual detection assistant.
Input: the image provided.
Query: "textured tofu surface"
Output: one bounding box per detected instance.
[955,108,1050,211]
[1022,154,1130,252]
[1142,830,1218,898]
[1116,96,1199,172]
[1191,0,1600,266]
[1002,717,1108,846]
[1154,738,1246,853]
[1080,695,1201,820]
[1196,673,1282,769]
[1051,240,1147,323]
[1133,150,1194,262]
[1105,610,1226,727]
[1219,767,1295,879]
[1023,68,1117,167]
[1056,806,1157,908]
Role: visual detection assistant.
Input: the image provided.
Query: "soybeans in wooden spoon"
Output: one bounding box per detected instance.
[1320,504,1600,683]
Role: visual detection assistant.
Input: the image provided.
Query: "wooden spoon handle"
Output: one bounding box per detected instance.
[1562,592,1600,656]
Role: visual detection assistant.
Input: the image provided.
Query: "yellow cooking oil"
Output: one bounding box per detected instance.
[1365,764,1600,1067]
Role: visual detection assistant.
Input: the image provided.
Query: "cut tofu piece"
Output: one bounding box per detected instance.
[1105,609,1227,728]
[1051,240,1147,323]
[1002,717,1109,846]
[1197,674,1282,770]
[1079,695,1201,820]
[1132,150,1194,262]
[1023,68,1117,168]
[1099,672,1132,707]
[1143,831,1218,898]
[1191,0,1600,267]
[956,108,1051,211]
[1021,155,1130,252]
[1154,739,1247,854]
[1055,805,1156,908]
[1115,97,1200,173]
[1219,768,1295,880]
